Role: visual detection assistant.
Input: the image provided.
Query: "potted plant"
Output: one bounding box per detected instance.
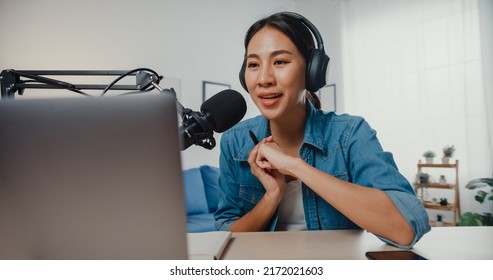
[439,175,447,184]
[436,214,444,227]
[442,145,455,164]
[417,172,430,184]
[423,150,436,164]
[458,177,493,226]
[439,198,448,206]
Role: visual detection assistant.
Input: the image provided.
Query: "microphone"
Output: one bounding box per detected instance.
[180,89,246,150]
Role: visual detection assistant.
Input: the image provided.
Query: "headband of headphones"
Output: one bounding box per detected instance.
[284,12,326,53]
[239,12,330,93]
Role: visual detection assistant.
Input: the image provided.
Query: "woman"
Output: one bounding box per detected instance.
[214,12,430,248]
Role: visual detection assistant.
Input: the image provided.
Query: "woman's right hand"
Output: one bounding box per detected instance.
[248,140,286,204]
[230,140,287,232]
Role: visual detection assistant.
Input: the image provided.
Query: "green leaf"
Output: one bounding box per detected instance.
[480,178,493,185]
[466,181,487,190]
[458,212,483,226]
[481,213,493,226]
[475,190,487,204]
[465,178,493,190]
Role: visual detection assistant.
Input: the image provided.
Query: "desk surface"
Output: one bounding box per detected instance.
[218,227,493,260]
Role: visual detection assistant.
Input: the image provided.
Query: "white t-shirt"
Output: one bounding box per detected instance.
[275,179,307,231]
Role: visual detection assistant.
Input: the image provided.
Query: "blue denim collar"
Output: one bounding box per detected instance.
[302,101,328,155]
[235,101,329,161]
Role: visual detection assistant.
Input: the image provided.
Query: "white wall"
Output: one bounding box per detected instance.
[0,0,345,170]
[479,0,493,172]
[0,0,307,169]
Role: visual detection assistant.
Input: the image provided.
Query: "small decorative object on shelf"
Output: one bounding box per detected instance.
[439,198,448,206]
[423,150,436,164]
[439,175,447,184]
[442,145,455,164]
[417,172,430,184]
[436,214,444,227]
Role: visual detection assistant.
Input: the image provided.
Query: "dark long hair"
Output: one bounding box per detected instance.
[244,12,321,109]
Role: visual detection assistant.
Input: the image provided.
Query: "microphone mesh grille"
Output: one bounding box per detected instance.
[200,90,246,133]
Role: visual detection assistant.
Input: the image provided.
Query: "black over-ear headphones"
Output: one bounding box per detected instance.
[239,12,330,93]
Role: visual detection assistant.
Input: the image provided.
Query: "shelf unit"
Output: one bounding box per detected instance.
[414,160,460,226]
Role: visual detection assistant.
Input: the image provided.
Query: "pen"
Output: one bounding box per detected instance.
[249,130,259,145]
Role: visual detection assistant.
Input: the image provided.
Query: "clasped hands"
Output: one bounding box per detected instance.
[247,136,298,203]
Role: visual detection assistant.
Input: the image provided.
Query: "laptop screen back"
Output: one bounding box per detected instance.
[0,95,188,259]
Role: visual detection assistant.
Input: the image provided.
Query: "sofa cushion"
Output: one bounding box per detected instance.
[182,167,209,215]
[200,165,220,213]
[187,213,216,233]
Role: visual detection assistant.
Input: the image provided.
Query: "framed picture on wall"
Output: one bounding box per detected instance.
[202,81,230,102]
[317,84,336,112]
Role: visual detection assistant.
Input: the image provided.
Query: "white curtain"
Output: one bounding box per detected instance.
[340,0,491,215]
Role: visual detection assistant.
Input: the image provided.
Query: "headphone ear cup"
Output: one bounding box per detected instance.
[239,60,248,92]
[306,49,330,92]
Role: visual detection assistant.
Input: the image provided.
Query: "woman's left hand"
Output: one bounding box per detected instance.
[255,136,296,177]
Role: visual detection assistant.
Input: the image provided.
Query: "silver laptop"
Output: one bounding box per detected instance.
[0,94,188,259]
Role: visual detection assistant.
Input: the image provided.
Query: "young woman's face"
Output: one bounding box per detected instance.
[244,26,307,121]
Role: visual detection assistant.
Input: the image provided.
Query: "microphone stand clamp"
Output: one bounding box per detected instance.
[181,110,216,150]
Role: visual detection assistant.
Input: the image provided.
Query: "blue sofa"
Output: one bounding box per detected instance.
[182,165,220,232]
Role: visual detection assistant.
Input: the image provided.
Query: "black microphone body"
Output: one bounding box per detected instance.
[179,110,215,150]
[180,89,246,150]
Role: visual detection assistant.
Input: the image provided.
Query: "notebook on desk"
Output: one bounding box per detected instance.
[0,94,189,259]
[187,231,232,260]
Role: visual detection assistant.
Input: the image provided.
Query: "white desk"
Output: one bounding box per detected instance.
[412,227,493,260]
[216,227,493,260]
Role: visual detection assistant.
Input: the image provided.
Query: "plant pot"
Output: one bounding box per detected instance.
[425,157,434,164]
[439,175,447,184]
[435,221,444,227]
[442,157,450,164]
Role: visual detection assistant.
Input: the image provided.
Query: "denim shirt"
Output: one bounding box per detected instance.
[214,101,430,248]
